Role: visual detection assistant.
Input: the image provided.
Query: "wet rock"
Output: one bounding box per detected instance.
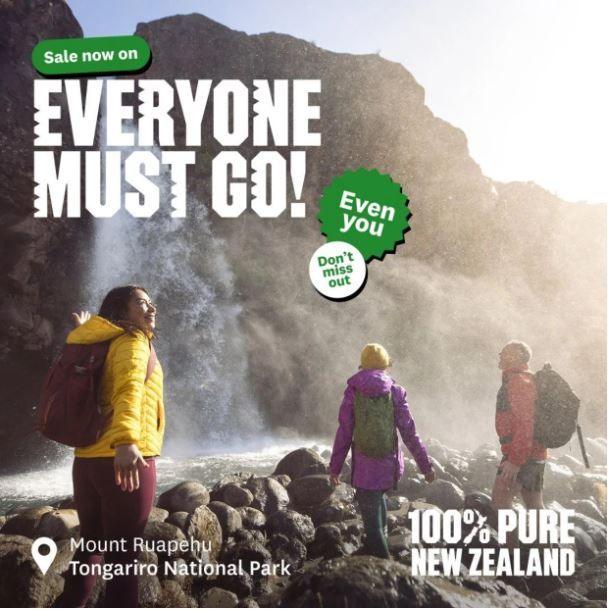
[564,552,607,601]
[237,597,260,607]
[571,514,607,550]
[287,474,334,512]
[36,508,79,540]
[208,501,243,537]
[423,479,465,510]
[221,539,272,573]
[308,523,358,559]
[310,497,357,525]
[386,495,408,511]
[270,474,291,488]
[158,480,210,513]
[265,477,291,514]
[166,510,190,532]
[572,526,598,563]
[238,507,266,530]
[143,520,187,558]
[464,491,495,521]
[541,586,592,608]
[273,448,327,480]
[214,483,254,508]
[387,526,411,554]
[571,499,606,523]
[201,586,239,608]
[572,472,607,498]
[138,551,163,608]
[268,533,307,570]
[186,506,223,562]
[148,506,170,522]
[244,476,289,515]
[266,510,314,545]
[159,579,197,607]
[0,506,53,538]
[0,534,64,607]
[216,570,253,598]
[278,555,541,607]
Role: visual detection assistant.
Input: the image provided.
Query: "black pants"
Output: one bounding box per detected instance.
[355,488,390,559]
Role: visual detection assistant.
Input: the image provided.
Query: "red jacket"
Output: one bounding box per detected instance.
[495,365,547,466]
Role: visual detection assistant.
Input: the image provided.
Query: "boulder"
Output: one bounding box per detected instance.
[208,501,243,537]
[266,510,315,545]
[268,533,307,570]
[142,520,187,558]
[543,462,575,502]
[0,534,64,607]
[0,506,53,538]
[423,479,465,510]
[571,499,606,523]
[244,476,289,515]
[310,497,357,526]
[166,511,190,532]
[287,475,334,512]
[273,448,327,480]
[36,508,79,540]
[158,480,210,513]
[201,587,239,608]
[159,579,197,607]
[148,506,170,522]
[238,507,267,530]
[214,483,254,508]
[270,474,291,488]
[541,587,592,608]
[463,491,495,522]
[278,555,541,607]
[221,539,272,573]
[308,523,359,559]
[186,505,223,562]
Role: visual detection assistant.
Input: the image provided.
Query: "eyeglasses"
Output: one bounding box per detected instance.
[135,297,156,310]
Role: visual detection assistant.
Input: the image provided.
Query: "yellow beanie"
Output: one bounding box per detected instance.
[360,343,391,370]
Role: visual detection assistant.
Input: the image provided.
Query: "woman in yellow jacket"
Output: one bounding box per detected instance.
[58,285,164,608]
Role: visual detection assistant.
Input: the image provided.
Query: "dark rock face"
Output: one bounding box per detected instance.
[0,0,93,473]
[278,555,542,607]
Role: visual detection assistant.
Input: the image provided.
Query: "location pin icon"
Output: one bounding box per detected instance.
[32,537,57,575]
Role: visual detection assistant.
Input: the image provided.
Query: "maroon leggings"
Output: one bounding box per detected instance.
[58,457,156,608]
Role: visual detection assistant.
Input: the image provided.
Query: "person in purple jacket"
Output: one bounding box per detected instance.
[329,343,435,558]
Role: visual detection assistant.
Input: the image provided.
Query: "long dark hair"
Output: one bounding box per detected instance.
[98,285,149,326]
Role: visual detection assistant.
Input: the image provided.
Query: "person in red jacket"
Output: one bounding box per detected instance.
[492,341,547,515]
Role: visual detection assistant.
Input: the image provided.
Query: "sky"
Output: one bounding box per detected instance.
[67,0,608,204]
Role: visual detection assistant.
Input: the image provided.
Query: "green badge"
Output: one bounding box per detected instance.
[32,36,151,76]
[317,168,410,262]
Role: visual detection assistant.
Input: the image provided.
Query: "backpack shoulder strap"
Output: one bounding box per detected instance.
[145,342,157,383]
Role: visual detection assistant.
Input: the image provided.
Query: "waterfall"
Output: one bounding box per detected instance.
[85,103,263,456]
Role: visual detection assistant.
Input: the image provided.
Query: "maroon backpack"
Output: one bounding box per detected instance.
[37,340,157,447]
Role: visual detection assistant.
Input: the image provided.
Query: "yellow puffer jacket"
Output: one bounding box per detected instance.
[66,315,165,458]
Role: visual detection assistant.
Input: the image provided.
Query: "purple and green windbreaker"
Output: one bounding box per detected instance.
[329,368,432,491]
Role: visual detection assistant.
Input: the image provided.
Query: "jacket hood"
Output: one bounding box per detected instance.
[66,315,125,345]
[347,368,394,397]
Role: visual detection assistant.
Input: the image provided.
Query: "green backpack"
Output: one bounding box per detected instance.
[353,391,396,458]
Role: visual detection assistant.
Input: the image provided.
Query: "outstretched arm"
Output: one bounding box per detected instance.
[329,383,356,481]
[393,385,434,477]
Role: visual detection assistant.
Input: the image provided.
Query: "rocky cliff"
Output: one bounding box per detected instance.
[0,6,605,471]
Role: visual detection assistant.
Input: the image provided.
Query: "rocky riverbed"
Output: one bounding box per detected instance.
[0,439,606,608]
